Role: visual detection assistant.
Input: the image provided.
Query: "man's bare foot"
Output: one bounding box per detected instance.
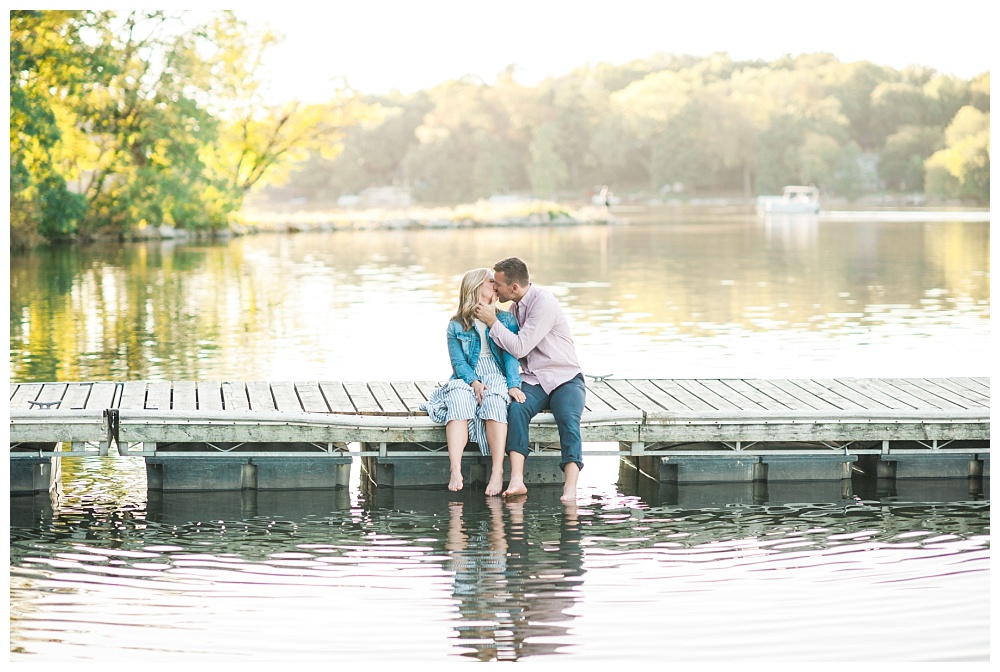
[448,470,464,491]
[502,481,527,497]
[560,463,580,503]
[485,475,504,497]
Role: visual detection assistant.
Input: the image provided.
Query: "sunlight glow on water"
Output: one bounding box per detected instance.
[8,215,990,383]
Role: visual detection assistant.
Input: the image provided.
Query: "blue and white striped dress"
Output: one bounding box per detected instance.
[424,320,510,455]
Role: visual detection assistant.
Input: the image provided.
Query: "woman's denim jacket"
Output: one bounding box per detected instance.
[447,311,521,390]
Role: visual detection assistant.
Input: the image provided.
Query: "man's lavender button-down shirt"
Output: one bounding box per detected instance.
[488,283,582,394]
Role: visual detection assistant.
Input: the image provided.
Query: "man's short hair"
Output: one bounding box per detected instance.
[494,257,529,286]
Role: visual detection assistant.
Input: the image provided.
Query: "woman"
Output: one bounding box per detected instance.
[421,268,525,495]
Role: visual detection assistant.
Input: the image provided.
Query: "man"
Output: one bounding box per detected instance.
[474,257,586,502]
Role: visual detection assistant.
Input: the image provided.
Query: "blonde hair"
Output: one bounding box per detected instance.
[452,267,492,330]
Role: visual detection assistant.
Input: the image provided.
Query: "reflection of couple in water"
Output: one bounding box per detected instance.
[422,257,586,503]
[445,496,584,661]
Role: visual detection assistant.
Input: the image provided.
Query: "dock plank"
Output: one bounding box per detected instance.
[86,382,118,410]
[119,381,148,410]
[145,381,172,410]
[788,379,868,410]
[606,380,668,412]
[624,380,692,412]
[718,379,790,411]
[62,383,92,410]
[951,377,991,396]
[296,382,330,413]
[914,378,989,407]
[172,381,198,411]
[740,379,819,411]
[344,381,382,415]
[699,379,768,411]
[824,379,916,410]
[197,381,223,411]
[269,381,301,412]
[246,381,276,412]
[221,381,251,412]
[880,378,965,410]
[675,380,741,410]
[792,379,886,411]
[33,383,67,409]
[391,381,428,415]
[650,380,717,411]
[319,382,356,414]
[586,381,636,411]
[583,387,614,413]
[414,381,443,402]
[368,381,409,416]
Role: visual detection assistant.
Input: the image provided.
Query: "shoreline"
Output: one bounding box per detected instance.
[20,197,989,245]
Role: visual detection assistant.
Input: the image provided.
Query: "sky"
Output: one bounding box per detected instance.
[231,0,993,103]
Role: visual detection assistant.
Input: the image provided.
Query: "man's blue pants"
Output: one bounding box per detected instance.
[506,374,585,471]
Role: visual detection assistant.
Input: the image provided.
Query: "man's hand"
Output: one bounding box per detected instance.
[474,301,498,327]
[508,387,526,404]
[472,380,487,404]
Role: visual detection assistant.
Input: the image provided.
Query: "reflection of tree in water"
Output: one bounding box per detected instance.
[445,498,584,661]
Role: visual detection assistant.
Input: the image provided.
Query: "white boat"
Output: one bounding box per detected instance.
[756,185,820,215]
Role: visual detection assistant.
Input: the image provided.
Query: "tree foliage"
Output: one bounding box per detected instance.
[10,10,365,247]
[11,15,991,249]
[279,53,989,206]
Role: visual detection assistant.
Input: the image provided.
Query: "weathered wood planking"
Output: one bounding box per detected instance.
[296,382,330,413]
[319,382,356,414]
[197,381,223,411]
[391,381,428,415]
[10,378,990,456]
[913,378,989,407]
[246,380,276,411]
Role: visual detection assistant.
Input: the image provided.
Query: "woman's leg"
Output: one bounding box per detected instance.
[484,419,507,496]
[445,419,469,491]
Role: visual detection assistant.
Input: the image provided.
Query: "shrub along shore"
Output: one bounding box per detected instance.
[119,199,623,241]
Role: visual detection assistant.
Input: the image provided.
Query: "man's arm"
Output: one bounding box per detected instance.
[488,297,558,359]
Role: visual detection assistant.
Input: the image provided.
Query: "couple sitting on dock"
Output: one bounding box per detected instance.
[421,257,585,502]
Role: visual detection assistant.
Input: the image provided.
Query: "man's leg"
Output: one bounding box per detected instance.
[504,382,548,497]
[549,374,586,502]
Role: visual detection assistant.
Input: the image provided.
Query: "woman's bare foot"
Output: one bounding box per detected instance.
[485,474,504,497]
[560,485,577,503]
[502,480,527,497]
[448,470,464,491]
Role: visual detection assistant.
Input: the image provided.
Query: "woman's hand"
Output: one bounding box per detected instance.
[508,387,526,404]
[472,380,487,404]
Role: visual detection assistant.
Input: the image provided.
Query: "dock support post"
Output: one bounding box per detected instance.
[637,453,760,484]
[10,449,61,495]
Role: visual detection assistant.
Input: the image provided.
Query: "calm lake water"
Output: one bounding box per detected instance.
[8,207,991,661]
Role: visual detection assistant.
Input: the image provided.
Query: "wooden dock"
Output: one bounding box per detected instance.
[10,377,990,492]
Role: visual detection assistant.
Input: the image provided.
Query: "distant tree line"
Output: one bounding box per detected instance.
[283,53,989,206]
[10,10,990,249]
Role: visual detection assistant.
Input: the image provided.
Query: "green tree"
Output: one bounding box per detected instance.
[879,125,944,191]
[9,10,106,247]
[527,122,569,195]
[925,106,990,201]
